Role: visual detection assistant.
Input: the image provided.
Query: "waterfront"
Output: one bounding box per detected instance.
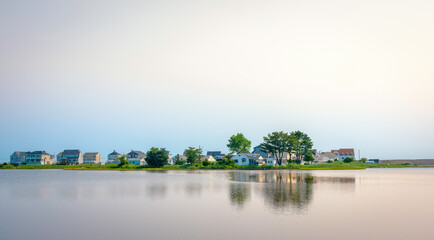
[1,169,434,240]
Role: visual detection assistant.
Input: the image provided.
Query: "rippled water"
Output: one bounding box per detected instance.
[1,169,434,240]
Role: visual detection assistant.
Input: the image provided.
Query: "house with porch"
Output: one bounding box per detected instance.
[83,152,102,164]
[25,151,54,165]
[58,150,83,165]
[107,150,122,164]
[127,150,146,165]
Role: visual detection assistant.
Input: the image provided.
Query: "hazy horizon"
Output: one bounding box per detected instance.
[1,0,433,161]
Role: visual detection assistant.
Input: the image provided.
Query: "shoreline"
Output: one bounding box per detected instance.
[0,162,416,171]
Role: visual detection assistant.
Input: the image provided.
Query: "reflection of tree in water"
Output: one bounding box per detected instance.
[145,184,167,199]
[261,173,313,213]
[184,182,202,197]
[229,183,251,209]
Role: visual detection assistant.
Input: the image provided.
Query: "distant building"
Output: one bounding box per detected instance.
[10,151,27,165]
[166,150,174,165]
[232,153,263,166]
[127,150,146,165]
[369,159,380,163]
[83,152,102,164]
[173,154,187,164]
[58,150,83,165]
[331,149,355,161]
[252,144,294,164]
[200,155,216,162]
[316,152,338,163]
[206,151,225,160]
[25,151,54,165]
[107,150,122,164]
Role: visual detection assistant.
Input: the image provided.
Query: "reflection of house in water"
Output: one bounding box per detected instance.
[227,171,356,214]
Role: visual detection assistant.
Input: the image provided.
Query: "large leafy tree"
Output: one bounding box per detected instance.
[118,154,129,168]
[145,147,169,167]
[261,131,296,165]
[184,147,202,164]
[227,133,252,154]
[291,131,313,163]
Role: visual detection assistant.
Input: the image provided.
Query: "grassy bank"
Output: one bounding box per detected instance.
[0,162,414,171]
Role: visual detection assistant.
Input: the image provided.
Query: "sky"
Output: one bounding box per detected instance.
[0,0,433,161]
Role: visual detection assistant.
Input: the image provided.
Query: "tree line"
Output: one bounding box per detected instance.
[116,130,314,168]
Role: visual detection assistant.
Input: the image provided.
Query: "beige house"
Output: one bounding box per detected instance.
[25,151,54,165]
[83,152,102,164]
[200,155,216,162]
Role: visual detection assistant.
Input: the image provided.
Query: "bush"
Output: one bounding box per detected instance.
[174,159,186,165]
[343,157,354,163]
[327,160,333,163]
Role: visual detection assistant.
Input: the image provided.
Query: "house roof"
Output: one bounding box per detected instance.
[27,151,48,155]
[83,152,100,156]
[108,150,121,156]
[127,150,146,158]
[13,151,27,157]
[62,150,81,156]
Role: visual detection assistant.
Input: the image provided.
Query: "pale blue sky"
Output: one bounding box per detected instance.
[1,0,433,161]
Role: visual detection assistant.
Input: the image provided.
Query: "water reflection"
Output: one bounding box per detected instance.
[227,171,355,214]
[229,183,251,209]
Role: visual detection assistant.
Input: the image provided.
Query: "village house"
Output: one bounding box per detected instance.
[200,155,216,162]
[10,151,27,165]
[106,150,122,164]
[232,153,264,166]
[25,151,54,165]
[127,150,146,165]
[331,148,355,161]
[173,154,187,163]
[83,152,102,164]
[166,150,174,165]
[315,152,338,163]
[58,150,83,165]
[206,151,225,160]
[253,144,295,164]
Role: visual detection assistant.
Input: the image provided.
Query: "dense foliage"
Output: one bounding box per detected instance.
[145,147,169,168]
[227,133,251,154]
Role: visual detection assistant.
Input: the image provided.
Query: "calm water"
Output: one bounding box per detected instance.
[1,169,434,240]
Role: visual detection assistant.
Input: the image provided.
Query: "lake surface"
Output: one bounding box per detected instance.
[1,169,434,240]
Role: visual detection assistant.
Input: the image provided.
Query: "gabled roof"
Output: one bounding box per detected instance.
[108,150,121,156]
[27,151,48,155]
[13,151,27,157]
[127,150,146,159]
[62,149,81,156]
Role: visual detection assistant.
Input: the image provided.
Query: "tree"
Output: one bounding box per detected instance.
[360,157,368,163]
[304,154,314,164]
[261,131,296,166]
[291,131,313,162]
[343,157,354,163]
[184,147,202,165]
[227,133,252,154]
[118,155,129,167]
[145,147,169,168]
[175,159,186,165]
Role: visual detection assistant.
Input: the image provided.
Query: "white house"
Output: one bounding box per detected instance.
[232,153,263,166]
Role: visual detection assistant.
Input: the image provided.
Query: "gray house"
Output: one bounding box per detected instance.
[127,150,146,165]
[10,151,27,165]
[58,149,83,165]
